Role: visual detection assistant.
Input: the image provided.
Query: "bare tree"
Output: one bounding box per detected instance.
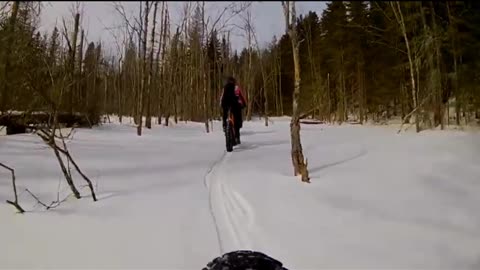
[145,1,158,129]
[35,58,97,201]
[201,1,210,133]
[137,1,150,136]
[390,1,420,133]
[281,1,310,183]
[159,2,170,124]
[252,30,269,126]
[61,5,80,114]
[245,8,253,121]
[239,5,269,126]
[0,1,11,17]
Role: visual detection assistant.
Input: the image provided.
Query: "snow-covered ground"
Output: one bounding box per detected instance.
[1,117,480,269]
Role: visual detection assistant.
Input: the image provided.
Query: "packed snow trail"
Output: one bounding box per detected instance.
[203,151,226,254]
[205,152,257,254]
[0,121,224,269]
[220,120,480,269]
[2,117,480,269]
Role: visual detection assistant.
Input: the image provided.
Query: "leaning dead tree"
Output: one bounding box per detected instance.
[32,53,98,202]
[282,1,310,183]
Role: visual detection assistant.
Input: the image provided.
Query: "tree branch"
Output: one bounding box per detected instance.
[397,90,435,133]
[1,162,25,213]
[61,18,73,53]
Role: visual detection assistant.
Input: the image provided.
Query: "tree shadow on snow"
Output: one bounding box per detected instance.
[469,257,480,270]
[309,149,368,175]
[241,130,275,136]
[234,139,289,152]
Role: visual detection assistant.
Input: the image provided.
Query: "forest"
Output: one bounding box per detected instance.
[1,1,479,136]
[2,3,480,267]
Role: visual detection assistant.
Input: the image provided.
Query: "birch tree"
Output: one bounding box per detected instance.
[390,1,420,133]
[145,1,158,129]
[281,1,310,183]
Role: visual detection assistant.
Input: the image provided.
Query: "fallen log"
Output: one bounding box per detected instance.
[0,112,93,135]
[300,119,324,125]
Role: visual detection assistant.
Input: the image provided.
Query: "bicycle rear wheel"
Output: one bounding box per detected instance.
[225,114,234,152]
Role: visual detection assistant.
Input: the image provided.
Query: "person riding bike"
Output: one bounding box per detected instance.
[220,76,246,145]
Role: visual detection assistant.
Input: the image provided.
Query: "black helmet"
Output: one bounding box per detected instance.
[225,76,236,85]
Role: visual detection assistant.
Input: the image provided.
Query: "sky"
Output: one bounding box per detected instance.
[39,1,327,55]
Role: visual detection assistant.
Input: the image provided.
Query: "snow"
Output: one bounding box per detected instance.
[1,117,480,269]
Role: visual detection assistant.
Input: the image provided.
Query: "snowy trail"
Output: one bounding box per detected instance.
[0,122,224,269]
[203,151,226,254]
[205,151,256,253]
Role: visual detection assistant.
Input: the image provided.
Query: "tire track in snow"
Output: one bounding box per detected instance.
[204,151,256,254]
[204,152,226,255]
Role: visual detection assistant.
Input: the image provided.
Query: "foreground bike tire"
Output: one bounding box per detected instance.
[202,250,288,270]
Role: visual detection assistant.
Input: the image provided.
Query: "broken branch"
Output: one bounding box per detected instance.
[1,162,25,213]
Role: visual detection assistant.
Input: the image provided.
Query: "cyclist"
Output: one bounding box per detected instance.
[220,76,246,145]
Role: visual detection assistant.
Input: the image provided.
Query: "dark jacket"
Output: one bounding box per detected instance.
[221,82,239,111]
[221,83,246,111]
[221,82,245,129]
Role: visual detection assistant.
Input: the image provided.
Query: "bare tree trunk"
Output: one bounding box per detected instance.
[182,18,188,122]
[340,51,347,123]
[273,47,280,116]
[201,1,210,132]
[77,29,85,106]
[429,1,444,129]
[400,81,406,120]
[115,58,123,123]
[357,61,365,124]
[246,10,253,121]
[104,72,108,115]
[203,63,210,132]
[391,1,420,133]
[146,1,158,129]
[414,48,421,130]
[156,2,167,125]
[42,127,82,199]
[137,1,149,136]
[446,2,460,126]
[279,52,284,116]
[305,24,323,120]
[327,72,331,122]
[264,76,269,126]
[68,13,80,114]
[163,2,173,124]
[282,1,310,183]
[420,2,437,129]
[249,22,269,126]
